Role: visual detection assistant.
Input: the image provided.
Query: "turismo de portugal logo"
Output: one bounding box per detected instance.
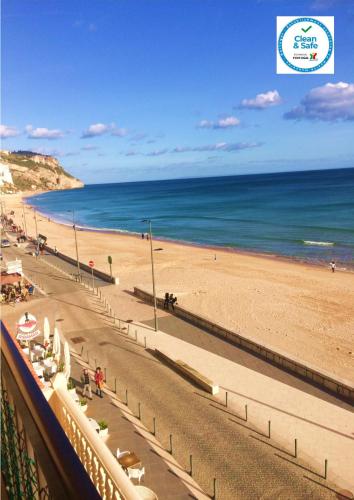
[277,16,334,74]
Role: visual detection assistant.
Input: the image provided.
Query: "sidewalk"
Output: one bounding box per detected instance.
[69,352,203,500]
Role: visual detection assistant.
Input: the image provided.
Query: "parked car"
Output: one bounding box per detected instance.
[1,239,11,248]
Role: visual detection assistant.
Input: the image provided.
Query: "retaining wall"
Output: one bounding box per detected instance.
[41,242,117,284]
[134,286,354,403]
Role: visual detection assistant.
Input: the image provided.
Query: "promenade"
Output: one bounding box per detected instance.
[2,241,352,499]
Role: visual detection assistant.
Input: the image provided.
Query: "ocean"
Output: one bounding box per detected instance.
[27,168,354,265]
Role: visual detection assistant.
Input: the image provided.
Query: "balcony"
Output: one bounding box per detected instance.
[1,320,142,499]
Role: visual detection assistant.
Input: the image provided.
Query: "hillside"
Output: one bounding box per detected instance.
[0,150,84,193]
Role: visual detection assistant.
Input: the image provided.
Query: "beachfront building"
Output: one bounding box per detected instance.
[0,161,14,187]
[1,321,141,499]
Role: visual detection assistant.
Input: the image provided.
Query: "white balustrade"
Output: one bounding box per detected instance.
[49,373,141,500]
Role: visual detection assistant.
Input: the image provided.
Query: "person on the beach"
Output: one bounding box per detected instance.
[146,233,149,240]
[94,367,104,398]
[330,260,336,273]
[164,292,169,309]
[82,368,92,399]
[141,233,145,239]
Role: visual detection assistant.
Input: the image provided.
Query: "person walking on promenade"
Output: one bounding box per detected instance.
[82,368,92,400]
[94,367,104,398]
[330,260,336,273]
[164,292,169,309]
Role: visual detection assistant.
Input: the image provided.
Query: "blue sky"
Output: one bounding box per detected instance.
[1,0,354,183]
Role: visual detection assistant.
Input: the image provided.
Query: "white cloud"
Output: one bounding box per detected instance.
[284,82,354,121]
[130,132,147,142]
[26,125,64,139]
[82,123,111,138]
[146,149,168,156]
[32,147,64,157]
[240,90,282,110]
[81,144,99,151]
[198,116,240,129]
[82,122,127,138]
[111,127,128,137]
[173,142,261,153]
[123,141,261,157]
[0,124,20,138]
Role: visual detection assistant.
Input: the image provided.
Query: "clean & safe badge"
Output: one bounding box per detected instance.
[277,16,334,74]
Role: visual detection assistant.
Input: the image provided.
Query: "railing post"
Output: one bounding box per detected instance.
[324,459,328,480]
[294,438,297,458]
[189,454,193,476]
[152,417,156,436]
[169,434,173,454]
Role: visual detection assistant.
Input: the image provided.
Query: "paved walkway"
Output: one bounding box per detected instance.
[2,242,346,499]
[70,353,195,499]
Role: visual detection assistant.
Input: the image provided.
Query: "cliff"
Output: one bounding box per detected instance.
[0,150,84,193]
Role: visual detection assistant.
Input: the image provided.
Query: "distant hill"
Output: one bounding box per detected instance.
[0,150,84,193]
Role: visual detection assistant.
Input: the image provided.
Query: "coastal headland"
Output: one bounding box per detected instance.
[3,191,354,384]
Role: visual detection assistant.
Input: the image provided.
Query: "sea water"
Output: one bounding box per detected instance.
[27,168,354,265]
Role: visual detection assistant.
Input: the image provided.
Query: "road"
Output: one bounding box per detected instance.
[2,241,338,499]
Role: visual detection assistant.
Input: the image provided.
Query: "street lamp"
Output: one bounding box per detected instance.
[68,210,81,280]
[32,208,39,256]
[22,202,28,238]
[142,219,158,332]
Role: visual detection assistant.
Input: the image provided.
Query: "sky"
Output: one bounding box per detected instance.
[1,0,354,183]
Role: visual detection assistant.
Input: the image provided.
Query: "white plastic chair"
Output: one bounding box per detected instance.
[116,448,130,459]
[128,466,145,483]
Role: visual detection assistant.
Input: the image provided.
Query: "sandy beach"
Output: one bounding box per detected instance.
[3,192,354,384]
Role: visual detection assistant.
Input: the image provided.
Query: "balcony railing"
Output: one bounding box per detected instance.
[1,321,141,500]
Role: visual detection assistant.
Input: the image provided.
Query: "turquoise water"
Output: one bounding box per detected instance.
[27,168,354,265]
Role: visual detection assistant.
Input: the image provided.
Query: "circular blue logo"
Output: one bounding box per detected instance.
[278,17,333,73]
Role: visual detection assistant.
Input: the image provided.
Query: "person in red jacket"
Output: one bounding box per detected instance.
[94,367,104,398]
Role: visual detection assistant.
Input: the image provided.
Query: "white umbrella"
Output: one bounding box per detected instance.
[64,341,71,380]
[53,327,61,361]
[43,317,50,347]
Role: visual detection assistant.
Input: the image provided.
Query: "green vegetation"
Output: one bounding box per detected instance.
[67,378,75,390]
[98,420,108,430]
[11,174,35,191]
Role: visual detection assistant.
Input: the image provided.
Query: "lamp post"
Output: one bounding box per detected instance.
[142,219,158,332]
[68,210,81,280]
[22,203,28,238]
[33,208,39,256]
